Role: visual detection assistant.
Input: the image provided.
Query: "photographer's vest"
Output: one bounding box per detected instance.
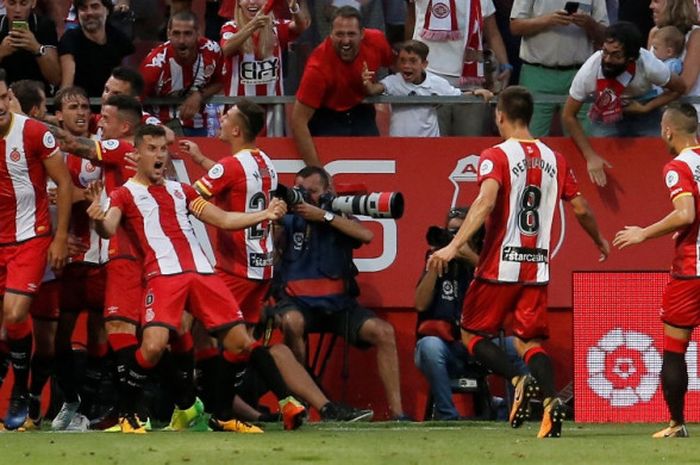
[416,257,473,341]
[280,214,357,310]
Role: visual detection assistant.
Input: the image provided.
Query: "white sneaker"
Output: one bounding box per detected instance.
[65,413,90,432]
[51,398,81,431]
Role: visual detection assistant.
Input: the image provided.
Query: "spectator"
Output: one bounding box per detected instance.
[562,21,686,187]
[9,79,46,119]
[650,25,685,75]
[291,6,392,167]
[0,0,60,90]
[510,0,608,137]
[415,206,526,420]
[649,0,700,119]
[219,0,309,132]
[362,40,493,136]
[141,10,223,137]
[407,0,511,135]
[58,0,135,97]
[274,166,409,420]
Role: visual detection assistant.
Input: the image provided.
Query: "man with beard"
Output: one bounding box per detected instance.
[613,103,700,438]
[562,21,685,187]
[140,10,223,137]
[58,0,134,97]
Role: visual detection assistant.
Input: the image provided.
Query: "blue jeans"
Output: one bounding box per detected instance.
[414,336,527,420]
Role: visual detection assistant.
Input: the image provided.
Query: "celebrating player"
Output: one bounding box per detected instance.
[428,86,609,438]
[613,103,700,438]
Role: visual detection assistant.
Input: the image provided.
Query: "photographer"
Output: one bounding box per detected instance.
[275,166,409,420]
[416,207,526,420]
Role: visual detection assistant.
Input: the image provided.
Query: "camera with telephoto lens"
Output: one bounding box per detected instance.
[426,226,459,248]
[275,185,405,219]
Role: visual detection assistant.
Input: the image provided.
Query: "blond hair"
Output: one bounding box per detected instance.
[235,7,277,58]
[658,0,699,34]
[655,25,686,55]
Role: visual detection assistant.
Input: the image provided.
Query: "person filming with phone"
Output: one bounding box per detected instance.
[0,0,60,90]
[510,0,608,137]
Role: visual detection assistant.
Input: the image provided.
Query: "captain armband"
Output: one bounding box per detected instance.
[189,197,210,219]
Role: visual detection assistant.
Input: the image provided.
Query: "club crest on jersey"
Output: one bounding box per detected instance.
[665,170,679,188]
[479,159,494,176]
[85,161,96,173]
[43,132,56,149]
[222,31,234,41]
[174,189,185,200]
[208,163,224,179]
[9,147,21,162]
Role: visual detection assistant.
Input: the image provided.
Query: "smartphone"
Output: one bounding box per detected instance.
[564,1,580,14]
[11,20,29,31]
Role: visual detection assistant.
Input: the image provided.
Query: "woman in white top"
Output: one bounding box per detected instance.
[649,0,700,117]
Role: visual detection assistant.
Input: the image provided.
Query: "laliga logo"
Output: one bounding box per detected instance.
[587,328,661,407]
[449,155,567,258]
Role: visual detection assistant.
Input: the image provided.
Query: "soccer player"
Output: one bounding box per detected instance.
[613,103,700,438]
[86,124,304,433]
[0,68,72,430]
[428,86,609,438]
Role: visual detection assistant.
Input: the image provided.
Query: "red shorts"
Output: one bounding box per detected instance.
[661,278,700,328]
[0,235,51,296]
[143,273,244,332]
[461,279,549,340]
[60,264,106,313]
[104,258,143,325]
[217,272,270,324]
[29,279,60,321]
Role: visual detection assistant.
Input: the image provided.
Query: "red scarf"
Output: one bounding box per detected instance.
[421,0,462,41]
[588,61,636,124]
[459,0,483,85]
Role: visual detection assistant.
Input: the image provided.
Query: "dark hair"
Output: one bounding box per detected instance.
[74,0,113,14]
[604,21,643,60]
[398,40,429,61]
[134,124,167,148]
[236,98,265,141]
[110,66,144,97]
[0,68,7,85]
[168,10,198,30]
[665,102,699,134]
[104,94,142,128]
[10,80,45,115]
[296,166,331,189]
[54,86,89,111]
[331,6,362,26]
[497,86,533,126]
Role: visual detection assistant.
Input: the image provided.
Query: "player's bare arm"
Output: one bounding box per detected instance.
[85,181,122,238]
[427,179,499,276]
[613,194,695,249]
[569,195,610,261]
[48,125,99,161]
[179,140,215,172]
[43,151,72,270]
[191,196,287,231]
[562,96,612,187]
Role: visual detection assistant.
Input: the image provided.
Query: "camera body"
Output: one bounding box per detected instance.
[426,226,459,249]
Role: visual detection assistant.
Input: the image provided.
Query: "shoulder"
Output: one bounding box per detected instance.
[200,37,222,55]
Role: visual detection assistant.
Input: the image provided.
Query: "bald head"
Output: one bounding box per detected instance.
[663,103,698,136]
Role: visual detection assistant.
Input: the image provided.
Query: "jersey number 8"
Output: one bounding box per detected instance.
[518,185,541,235]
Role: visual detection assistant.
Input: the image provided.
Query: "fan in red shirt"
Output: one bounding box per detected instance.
[140,10,223,137]
[291,6,393,167]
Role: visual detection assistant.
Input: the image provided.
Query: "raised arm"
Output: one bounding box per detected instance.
[85,181,122,238]
[179,140,216,172]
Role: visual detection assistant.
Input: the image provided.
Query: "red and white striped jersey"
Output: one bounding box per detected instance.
[140,38,223,129]
[194,148,278,280]
[0,113,59,244]
[663,146,700,278]
[220,19,296,97]
[66,152,106,265]
[109,179,214,280]
[475,138,579,284]
[93,139,140,260]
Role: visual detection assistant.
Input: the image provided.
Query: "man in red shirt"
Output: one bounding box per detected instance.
[428,86,609,439]
[140,10,223,137]
[0,69,72,430]
[291,6,393,167]
[614,103,700,438]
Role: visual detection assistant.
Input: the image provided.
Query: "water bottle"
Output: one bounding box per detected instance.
[205,103,221,138]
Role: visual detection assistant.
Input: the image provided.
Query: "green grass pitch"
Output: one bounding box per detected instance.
[2,422,700,465]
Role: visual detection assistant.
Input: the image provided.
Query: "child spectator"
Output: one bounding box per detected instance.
[650,25,685,75]
[362,40,492,137]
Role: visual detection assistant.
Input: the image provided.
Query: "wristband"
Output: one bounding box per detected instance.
[499,63,513,73]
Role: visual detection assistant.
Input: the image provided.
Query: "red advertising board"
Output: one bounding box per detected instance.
[574,272,700,422]
[178,136,676,309]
